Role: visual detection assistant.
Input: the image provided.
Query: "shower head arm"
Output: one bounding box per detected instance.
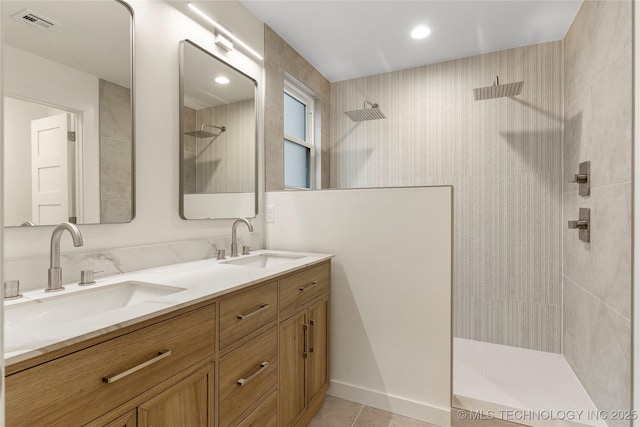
[201,124,226,132]
[363,100,379,109]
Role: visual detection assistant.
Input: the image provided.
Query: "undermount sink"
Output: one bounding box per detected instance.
[223,253,304,268]
[5,281,186,328]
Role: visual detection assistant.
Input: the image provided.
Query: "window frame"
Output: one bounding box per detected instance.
[284,79,315,190]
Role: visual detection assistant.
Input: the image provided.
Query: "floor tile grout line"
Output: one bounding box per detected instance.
[350,404,365,427]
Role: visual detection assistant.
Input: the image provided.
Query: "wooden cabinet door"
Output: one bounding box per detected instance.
[279,311,307,427]
[138,364,214,427]
[308,298,329,402]
[101,410,137,427]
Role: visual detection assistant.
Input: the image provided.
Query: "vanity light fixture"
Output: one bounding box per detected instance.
[215,33,234,52]
[187,2,264,61]
[214,76,230,85]
[411,25,431,39]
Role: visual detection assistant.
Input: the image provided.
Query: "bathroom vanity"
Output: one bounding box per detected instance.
[4,251,331,427]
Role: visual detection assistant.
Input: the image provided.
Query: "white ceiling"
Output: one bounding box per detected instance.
[183,41,256,110]
[240,0,583,82]
[3,1,132,88]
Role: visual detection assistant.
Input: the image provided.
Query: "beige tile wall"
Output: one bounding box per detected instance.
[183,106,197,194]
[562,1,632,424]
[330,42,564,352]
[264,25,331,190]
[99,79,133,223]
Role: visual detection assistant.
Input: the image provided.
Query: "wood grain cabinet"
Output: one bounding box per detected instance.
[7,304,216,427]
[5,260,331,427]
[219,327,278,426]
[137,363,215,427]
[279,264,330,427]
[219,281,278,350]
[91,361,215,427]
[101,410,137,427]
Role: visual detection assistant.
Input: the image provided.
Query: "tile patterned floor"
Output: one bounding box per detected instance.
[309,395,441,427]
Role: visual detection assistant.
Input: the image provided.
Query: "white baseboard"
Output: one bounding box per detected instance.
[328,380,452,427]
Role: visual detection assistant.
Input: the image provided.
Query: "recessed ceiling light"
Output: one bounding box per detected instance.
[411,25,431,40]
[215,76,230,85]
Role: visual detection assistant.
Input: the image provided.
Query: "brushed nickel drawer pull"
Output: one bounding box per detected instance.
[299,281,319,292]
[237,303,269,320]
[102,349,171,384]
[309,319,316,353]
[237,362,269,386]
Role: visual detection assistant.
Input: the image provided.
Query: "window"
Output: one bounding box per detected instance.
[284,80,315,189]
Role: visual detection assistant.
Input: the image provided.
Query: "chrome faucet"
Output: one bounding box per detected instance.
[230,218,253,257]
[47,222,84,292]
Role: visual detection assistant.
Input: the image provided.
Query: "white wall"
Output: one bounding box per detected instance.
[266,187,453,426]
[4,0,265,260]
[184,193,256,219]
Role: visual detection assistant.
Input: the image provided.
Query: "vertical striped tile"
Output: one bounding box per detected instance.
[331,41,563,352]
[194,99,255,194]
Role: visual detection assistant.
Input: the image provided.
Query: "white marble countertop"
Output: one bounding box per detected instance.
[4,249,333,367]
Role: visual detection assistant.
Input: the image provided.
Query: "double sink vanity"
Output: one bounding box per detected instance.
[2,0,331,425]
[5,248,332,427]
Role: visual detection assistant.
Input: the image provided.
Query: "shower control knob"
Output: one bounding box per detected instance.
[570,161,590,196]
[570,174,588,184]
[567,220,588,229]
[568,208,590,243]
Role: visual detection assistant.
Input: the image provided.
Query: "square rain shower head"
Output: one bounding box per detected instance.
[473,81,524,101]
[344,100,386,122]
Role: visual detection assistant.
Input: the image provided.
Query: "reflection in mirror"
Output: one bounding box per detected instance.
[2,0,134,227]
[179,40,258,220]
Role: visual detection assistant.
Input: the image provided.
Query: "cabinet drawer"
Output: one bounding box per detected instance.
[220,281,277,349]
[279,263,330,315]
[6,304,216,427]
[219,327,278,426]
[235,391,277,427]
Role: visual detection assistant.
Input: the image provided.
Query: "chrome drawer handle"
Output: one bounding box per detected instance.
[237,304,269,320]
[299,281,319,292]
[237,361,269,386]
[102,349,171,384]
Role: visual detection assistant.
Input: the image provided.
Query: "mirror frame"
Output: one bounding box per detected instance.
[126,0,136,224]
[3,0,136,227]
[178,39,259,220]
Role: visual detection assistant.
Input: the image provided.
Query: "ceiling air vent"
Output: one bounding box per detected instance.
[11,9,59,31]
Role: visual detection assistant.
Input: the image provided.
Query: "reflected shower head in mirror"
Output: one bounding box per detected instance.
[474,76,524,101]
[184,123,226,138]
[344,100,386,122]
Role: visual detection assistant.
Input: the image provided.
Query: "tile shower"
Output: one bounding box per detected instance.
[182,100,255,195]
[329,0,632,425]
[332,42,564,352]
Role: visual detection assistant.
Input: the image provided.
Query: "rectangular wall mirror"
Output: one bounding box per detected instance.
[2,0,134,227]
[179,39,258,220]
